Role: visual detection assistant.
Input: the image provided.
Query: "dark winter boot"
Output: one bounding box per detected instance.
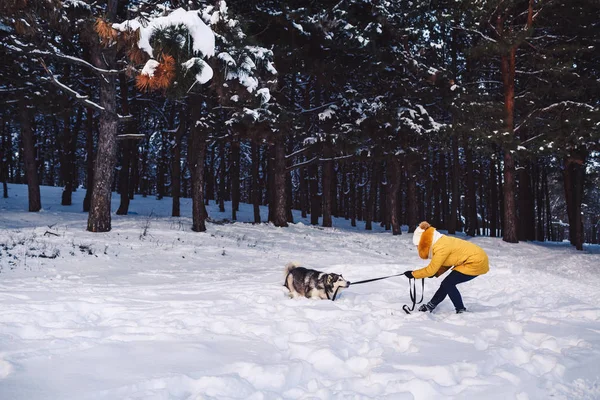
[456,307,467,314]
[419,302,436,312]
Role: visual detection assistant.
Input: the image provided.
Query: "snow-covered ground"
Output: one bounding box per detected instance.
[1,184,599,400]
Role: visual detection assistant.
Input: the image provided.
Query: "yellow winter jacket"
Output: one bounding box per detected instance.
[412,230,489,279]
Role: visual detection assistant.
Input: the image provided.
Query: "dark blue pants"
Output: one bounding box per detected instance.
[430,270,476,310]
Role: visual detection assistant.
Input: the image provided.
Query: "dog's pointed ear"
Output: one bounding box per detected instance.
[327,275,333,284]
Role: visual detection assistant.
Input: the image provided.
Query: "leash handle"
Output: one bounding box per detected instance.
[402,278,424,314]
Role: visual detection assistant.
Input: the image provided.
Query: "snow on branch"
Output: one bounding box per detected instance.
[39,59,105,113]
[113,8,215,59]
[286,154,355,172]
[30,50,122,75]
[515,101,597,133]
[452,26,498,44]
[38,58,131,120]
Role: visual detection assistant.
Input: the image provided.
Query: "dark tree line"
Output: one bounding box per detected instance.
[1,0,599,249]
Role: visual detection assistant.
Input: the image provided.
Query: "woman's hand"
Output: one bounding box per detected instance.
[403,271,414,279]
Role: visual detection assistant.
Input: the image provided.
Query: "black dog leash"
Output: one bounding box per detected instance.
[402,278,425,314]
[330,272,423,303]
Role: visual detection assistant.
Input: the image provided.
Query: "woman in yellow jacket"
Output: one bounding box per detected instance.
[403,221,489,313]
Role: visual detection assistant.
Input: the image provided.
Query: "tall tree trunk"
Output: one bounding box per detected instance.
[285,141,294,223]
[218,140,226,212]
[140,140,149,197]
[365,162,377,231]
[171,119,184,217]
[406,161,418,233]
[433,155,441,228]
[563,152,587,250]
[129,140,138,200]
[87,1,119,232]
[20,99,41,212]
[156,132,167,200]
[299,164,308,218]
[464,134,477,236]
[60,67,81,206]
[189,100,207,232]
[387,157,402,235]
[116,140,132,215]
[309,162,320,225]
[1,115,9,198]
[116,74,133,215]
[322,143,333,227]
[543,166,553,241]
[534,162,544,241]
[356,163,364,222]
[83,108,95,212]
[448,133,460,234]
[448,23,460,234]
[349,162,356,227]
[205,144,215,205]
[439,153,448,229]
[497,3,535,243]
[230,137,240,220]
[87,75,118,231]
[271,138,288,227]
[518,161,535,241]
[251,140,261,223]
[500,43,519,243]
[340,164,347,220]
[331,163,339,219]
[381,164,389,229]
[489,155,498,237]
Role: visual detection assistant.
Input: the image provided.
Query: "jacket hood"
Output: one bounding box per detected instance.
[415,221,444,259]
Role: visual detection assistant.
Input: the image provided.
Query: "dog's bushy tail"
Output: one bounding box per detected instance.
[284,261,301,277]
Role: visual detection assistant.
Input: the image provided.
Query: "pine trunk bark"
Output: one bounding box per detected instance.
[387,158,401,235]
[116,140,132,215]
[500,44,519,243]
[189,100,207,232]
[309,162,320,225]
[349,162,356,227]
[365,162,377,231]
[60,105,73,205]
[83,108,94,212]
[543,166,552,241]
[439,154,448,230]
[1,116,8,198]
[86,0,118,232]
[534,162,544,241]
[563,152,587,250]
[230,137,240,220]
[171,125,183,217]
[217,141,226,212]
[20,99,41,212]
[116,74,133,215]
[87,73,118,231]
[271,138,288,227]
[299,164,308,218]
[322,143,333,227]
[489,155,498,237]
[448,133,460,234]
[406,161,418,233]
[285,141,294,223]
[518,161,535,241]
[464,135,477,236]
[251,140,261,223]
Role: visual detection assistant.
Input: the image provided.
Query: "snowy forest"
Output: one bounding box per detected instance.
[1,0,599,249]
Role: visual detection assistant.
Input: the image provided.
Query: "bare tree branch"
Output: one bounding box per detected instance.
[31,49,123,76]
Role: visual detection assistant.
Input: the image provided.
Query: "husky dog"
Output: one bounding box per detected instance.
[283,262,350,300]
